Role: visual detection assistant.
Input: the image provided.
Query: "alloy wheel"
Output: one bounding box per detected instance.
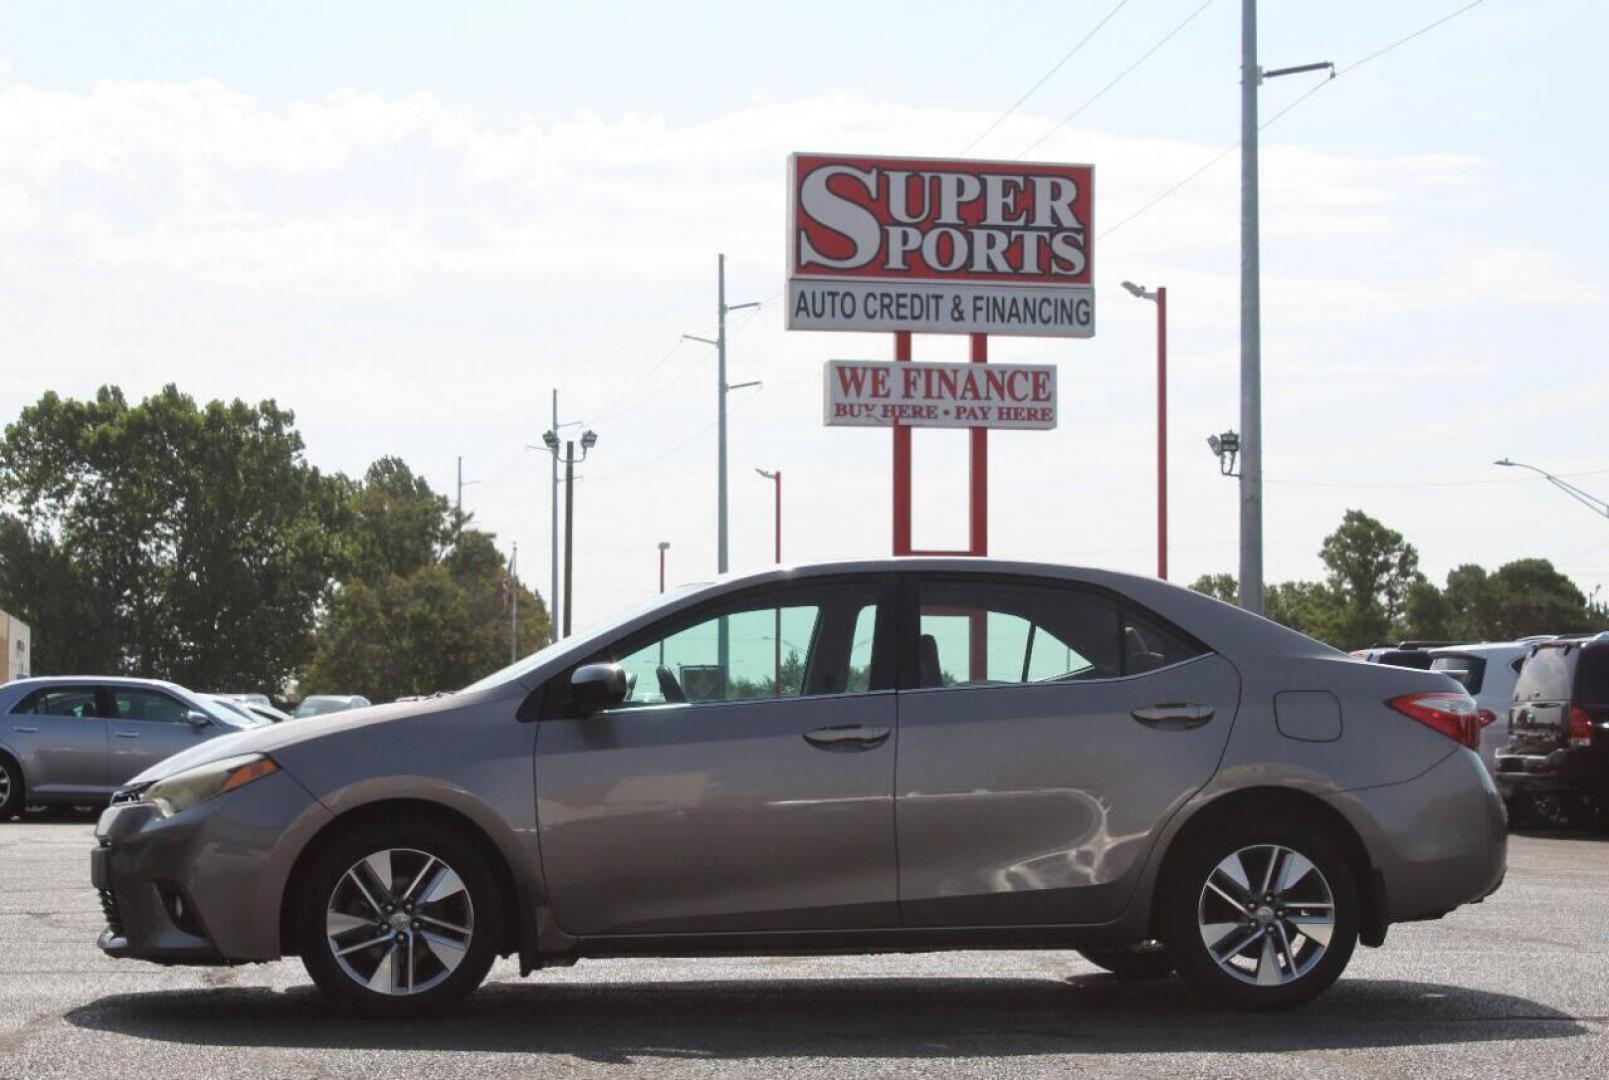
[0,767,11,808]
[325,847,475,996]
[1197,843,1335,987]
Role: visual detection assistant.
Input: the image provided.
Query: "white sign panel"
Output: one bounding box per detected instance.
[824,360,1057,430]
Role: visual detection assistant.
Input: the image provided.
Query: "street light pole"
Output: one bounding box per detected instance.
[1495,459,1609,520]
[1122,282,1168,580]
[536,428,597,638]
[658,541,670,593]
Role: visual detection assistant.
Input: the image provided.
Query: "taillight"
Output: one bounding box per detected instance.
[1477,708,1497,729]
[1388,691,1482,750]
[1570,705,1594,747]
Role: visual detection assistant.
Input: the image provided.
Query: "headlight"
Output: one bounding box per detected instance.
[141,754,280,818]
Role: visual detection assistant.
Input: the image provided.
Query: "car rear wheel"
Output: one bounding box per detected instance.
[297,818,503,1016]
[1077,941,1174,980]
[0,757,22,821]
[1165,820,1357,1010]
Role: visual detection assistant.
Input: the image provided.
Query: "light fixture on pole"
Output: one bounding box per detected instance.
[1121,280,1168,580]
[1240,0,1334,615]
[1208,431,1241,478]
[533,393,584,644]
[1494,459,1609,520]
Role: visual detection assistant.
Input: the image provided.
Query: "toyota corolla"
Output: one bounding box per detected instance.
[92,559,1506,1014]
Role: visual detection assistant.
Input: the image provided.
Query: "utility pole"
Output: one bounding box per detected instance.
[508,542,518,664]
[455,456,478,534]
[1240,0,1263,616]
[549,391,560,642]
[658,541,670,593]
[682,254,760,576]
[1240,0,1332,616]
[1122,282,1168,580]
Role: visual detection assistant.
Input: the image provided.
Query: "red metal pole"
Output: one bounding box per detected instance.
[1156,287,1168,580]
[892,331,913,556]
[969,333,988,557]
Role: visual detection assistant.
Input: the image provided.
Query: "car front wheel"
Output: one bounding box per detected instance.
[1165,820,1358,1010]
[297,817,503,1016]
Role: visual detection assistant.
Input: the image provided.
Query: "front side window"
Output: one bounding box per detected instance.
[915,578,1205,689]
[579,582,887,712]
[12,688,101,718]
[110,688,192,724]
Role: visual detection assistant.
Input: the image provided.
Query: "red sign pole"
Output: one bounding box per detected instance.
[892,331,913,556]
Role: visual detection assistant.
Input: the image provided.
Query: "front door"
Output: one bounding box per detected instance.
[535,577,899,936]
[103,687,215,789]
[895,574,1240,926]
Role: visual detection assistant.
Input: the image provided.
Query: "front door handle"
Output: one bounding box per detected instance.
[803,724,891,750]
[1131,704,1214,730]
[112,730,141,739]
[12,725,39,734]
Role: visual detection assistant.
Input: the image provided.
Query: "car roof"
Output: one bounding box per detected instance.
[1,675,194,694]
[1428,641,1546,659]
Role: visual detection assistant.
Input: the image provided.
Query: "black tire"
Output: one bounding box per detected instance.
[0,756,23,821]
[1164,817,1358,1010]
[1077,942,1175,980]
[296,815,504,1017]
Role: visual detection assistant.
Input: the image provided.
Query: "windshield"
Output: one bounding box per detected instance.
[206,696,269,728]
[457,582,714,695]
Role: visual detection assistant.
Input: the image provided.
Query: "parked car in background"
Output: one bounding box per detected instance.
[1496,633,1609,827]
[292,695,372,719]
[0,677,265,819]
[216,693,273,709]
[1349,642,1454,670]
[1427,638,1555,773]
[93,559,1505,1015]
[209,695,293,725]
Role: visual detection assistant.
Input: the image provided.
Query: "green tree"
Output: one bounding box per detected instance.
[302,466,550,701]
[1447,558,1592,640]
[1317,510,1422,650]
[1188,573,1238,605]
[0,386,342,688]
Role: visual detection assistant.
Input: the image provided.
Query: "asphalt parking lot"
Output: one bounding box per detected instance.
[1,815,1605,1079]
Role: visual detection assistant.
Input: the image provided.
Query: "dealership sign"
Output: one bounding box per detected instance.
[788,153,1094,338]
[825,359,1056,430]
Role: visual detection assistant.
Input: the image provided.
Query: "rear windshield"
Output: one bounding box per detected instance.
[1578,646,1609,706]
[1514,646,1577,702]
[1430,655,1486,694]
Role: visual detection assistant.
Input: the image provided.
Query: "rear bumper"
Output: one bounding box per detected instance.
[1495,748,1605,798]
[93,768,331,964]
[1328,749,1507,924]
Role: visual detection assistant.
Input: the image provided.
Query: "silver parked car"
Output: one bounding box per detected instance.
[292,694,372,719]
[0,676,266,817]
[92,560,1506,1014]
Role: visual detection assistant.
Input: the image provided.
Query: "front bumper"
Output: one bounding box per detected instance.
[93,767,332,964]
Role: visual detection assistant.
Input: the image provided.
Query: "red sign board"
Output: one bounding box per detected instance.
[788,153,1094,338]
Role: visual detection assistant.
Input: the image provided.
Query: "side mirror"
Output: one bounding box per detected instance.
[184,710,212,729]
[570,663,628,716]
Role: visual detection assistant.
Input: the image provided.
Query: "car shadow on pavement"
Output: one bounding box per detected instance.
[66,974,1587,1064]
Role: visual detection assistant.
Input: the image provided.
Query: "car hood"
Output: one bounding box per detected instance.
[122,696,471,788]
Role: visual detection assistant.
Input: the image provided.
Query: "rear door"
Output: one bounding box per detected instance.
[894,573,1239,927]
[104,687,216,788]
[8,686,108,797]
[1509,644,1577,755]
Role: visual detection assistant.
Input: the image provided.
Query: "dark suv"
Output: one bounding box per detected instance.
[1495,633,1609,826]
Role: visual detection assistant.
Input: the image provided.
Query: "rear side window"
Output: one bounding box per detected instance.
[915,578,1206,689]
[1577,647,1609,706]
[1430,655,1486,695]
[12,688,101,718]
[1514,646,1577,702]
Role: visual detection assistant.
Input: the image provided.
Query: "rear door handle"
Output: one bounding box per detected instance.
[113,731,141,739]
[803,724,891,750]
[1131,704,1214,730]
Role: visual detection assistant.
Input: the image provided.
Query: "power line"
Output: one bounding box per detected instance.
[1021,0,1220,157]
[936,0,1043,92]
[585,386,765,484]
[960,0,1132,156]
[1099,0,1489,240]
[589,337,690,422]
[1263,467,1609,491]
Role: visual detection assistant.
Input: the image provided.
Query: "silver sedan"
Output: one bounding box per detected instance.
[91,560,1506,1014]
[0,676,265,817]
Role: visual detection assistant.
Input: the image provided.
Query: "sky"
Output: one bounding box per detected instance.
[2,0,1607,632]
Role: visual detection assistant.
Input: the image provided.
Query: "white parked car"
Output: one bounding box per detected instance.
[1427,638,1555,772]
